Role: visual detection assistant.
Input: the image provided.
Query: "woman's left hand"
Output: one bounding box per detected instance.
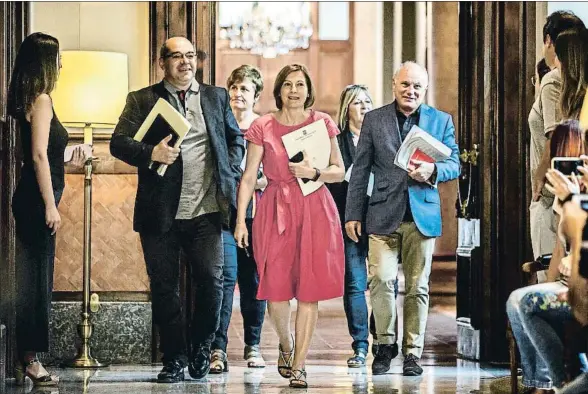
[288,150,315,179]
[545,168,580,201]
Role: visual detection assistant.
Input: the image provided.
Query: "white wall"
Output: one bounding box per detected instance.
[30,2,149,92]
[548,2,588,26]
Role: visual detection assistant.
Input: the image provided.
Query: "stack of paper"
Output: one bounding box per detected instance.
[394,125,451,172]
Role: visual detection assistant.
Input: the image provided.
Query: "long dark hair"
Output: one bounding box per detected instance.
[7,32,60,119]
[555,29,588,119]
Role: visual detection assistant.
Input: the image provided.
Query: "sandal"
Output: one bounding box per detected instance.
[244,344,266,368]
[15,359,59,386]
[347,349,367,368]
[289,368,308,389]
[209,349,228,374]
[277,334,294,378]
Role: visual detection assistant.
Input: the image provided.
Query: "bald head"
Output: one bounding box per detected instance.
[160,37,194,59]
[159,37,196,90]
[393,62,429,86]
[393,61,429,116]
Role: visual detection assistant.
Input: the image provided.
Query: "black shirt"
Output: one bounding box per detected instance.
[19,109,68,193]
[396,106,421,222]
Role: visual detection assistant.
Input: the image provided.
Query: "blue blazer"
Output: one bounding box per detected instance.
[345,102,460,238]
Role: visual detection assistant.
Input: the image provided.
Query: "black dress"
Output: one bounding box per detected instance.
[12,108,68,352]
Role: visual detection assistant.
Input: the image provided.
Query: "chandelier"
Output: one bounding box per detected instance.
[218,2,313,59]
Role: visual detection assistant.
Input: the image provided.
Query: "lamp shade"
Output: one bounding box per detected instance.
[51,51,128,126]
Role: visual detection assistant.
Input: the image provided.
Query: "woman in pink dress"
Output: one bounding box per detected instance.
[234,64,345,388]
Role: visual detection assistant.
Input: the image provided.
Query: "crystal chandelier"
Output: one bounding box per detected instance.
[219,2,313,59]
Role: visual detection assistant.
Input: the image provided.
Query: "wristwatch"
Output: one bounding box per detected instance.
[311,168,321,182]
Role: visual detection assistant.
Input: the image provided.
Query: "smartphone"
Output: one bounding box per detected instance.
[551,157,584,176]
[288,151,310,183]
[289,151,304,163]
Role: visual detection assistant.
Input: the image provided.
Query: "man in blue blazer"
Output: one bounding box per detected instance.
[345,61,460,376]
[110,37,244,383]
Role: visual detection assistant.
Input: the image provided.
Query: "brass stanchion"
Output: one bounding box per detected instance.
[63,153,108,368]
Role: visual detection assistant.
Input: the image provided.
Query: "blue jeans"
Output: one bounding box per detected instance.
[507,281,572,389]
[343,234,369,352]
[212,226,266,352]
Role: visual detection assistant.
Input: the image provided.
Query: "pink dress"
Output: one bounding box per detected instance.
[245,111,345,302]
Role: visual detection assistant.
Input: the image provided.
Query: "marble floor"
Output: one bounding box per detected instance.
[1,264,509,393]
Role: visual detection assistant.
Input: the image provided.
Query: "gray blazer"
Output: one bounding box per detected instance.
[345,102,460,237]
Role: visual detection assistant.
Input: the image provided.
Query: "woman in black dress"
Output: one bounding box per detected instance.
[7,32,85,386]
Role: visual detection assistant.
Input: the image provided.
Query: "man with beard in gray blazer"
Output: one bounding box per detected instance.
[110,37,243,383]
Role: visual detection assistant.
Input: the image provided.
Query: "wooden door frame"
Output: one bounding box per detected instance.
[149,2,216,85]
[457,1,536,362]
[0,1,29,377]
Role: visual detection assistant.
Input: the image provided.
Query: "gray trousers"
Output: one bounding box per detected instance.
[368,222,435,358]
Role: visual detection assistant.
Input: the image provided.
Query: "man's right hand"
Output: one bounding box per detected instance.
[345,221,362,243]
[151,135,180,165]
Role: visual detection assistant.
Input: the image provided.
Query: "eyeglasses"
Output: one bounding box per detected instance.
[165,51,196,61]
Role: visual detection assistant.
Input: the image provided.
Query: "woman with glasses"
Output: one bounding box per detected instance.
[8,32,85,386]
[529,55,561,282]
[210,64,268,373]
